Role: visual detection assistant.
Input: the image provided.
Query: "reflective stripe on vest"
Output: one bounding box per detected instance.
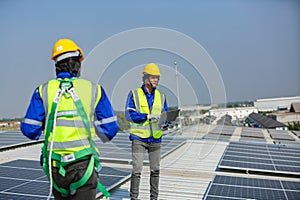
[47,139,90,149]
[23,118,43,126]
[94,116,118,126]
[39,78,102,155]
[129,88,164,139]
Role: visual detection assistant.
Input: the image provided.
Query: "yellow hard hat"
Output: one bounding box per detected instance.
[142,63,161,76]
[51,39,84,62]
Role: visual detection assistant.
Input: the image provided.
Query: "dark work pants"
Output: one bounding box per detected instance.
[130,140,162,200]
[51,159,98,200]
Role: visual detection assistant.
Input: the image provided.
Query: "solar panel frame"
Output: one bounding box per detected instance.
[203,175,300,200]
[203,134,232,141]
[240,128,265,138]
[273,140,300,145]
[268,130,295,141]
[218,141,300,175]
[239,136,266,142]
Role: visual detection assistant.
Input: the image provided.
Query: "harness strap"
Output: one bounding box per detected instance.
[50,147,96,165]
[70,156,94,192]
[50,156,109,198]
[42,78,110,198]
[50,148,96,177]
[98,181,111,198]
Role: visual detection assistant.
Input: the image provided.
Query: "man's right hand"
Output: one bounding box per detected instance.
[147,114,160,122]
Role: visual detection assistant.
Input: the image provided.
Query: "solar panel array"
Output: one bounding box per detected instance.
[0,131,187,199]
[203,175,300,200]
[268,129,299,145]
[240,127,266,142]
[0,159,131,200]
[0,131,43,151]
[203,125,236,141]
[96,132,186,164]
[218,141,300,175]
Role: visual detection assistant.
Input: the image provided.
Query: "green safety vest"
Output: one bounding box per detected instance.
[39,78,110,198]
[129,88,165,139]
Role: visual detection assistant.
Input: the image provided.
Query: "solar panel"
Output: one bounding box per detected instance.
[0,131,44,151]
[96,132,186,164]
[203,125,236,141]
[210,125,236,133]
[241,127,265,138]
[203,175,300,200]
[238,127,267,142]
[203,134,232,140]
[0,159,131,199]
[218,141,300,175]
[268,130,296,141]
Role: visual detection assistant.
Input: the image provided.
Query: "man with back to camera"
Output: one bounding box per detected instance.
[21,38,119,199]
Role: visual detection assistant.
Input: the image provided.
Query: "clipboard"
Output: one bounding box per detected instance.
[158,109,180,125]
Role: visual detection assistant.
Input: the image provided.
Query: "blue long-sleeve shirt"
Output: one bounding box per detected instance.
[125,85,168,142]
[21,72,119,143]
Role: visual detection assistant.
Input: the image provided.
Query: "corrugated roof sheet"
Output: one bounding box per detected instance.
[249,112,287,128]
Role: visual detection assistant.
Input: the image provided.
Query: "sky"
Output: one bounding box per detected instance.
[0,0,299,118]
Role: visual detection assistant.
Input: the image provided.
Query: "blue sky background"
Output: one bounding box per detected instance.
[0,0,299,118]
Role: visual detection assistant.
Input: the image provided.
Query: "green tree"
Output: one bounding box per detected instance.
[116,111,130,132]
[287,121,300,131]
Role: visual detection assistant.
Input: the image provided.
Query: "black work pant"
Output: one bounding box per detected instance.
[51,159,98,200]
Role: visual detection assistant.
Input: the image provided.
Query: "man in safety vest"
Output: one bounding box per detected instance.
[125,63,168,200]
[21,38,119,200]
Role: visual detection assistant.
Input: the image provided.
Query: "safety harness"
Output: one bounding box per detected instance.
[42,78,110,198]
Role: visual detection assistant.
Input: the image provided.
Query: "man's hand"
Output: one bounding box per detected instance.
[161,120,171,130]
[147,114,160,122]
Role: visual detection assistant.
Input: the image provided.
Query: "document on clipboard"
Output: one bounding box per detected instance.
[158,109,180,125]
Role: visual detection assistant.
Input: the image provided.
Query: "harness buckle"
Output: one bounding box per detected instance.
[61,153,76,162]
[60,79,74,98]
[70,189,77,195]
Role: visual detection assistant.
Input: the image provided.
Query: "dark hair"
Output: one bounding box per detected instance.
[55,57,81,77]
[142,73,150,83]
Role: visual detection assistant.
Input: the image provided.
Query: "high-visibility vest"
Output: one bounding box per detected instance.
[39,78,101,155]
[129,88,165,139]
[39,78,110,198]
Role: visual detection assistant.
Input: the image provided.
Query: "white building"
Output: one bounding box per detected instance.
[254,96,300,112]
[180,105,212,111]
[209,107,258,121]
[272,102,300,125]
[272,112,300,125]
